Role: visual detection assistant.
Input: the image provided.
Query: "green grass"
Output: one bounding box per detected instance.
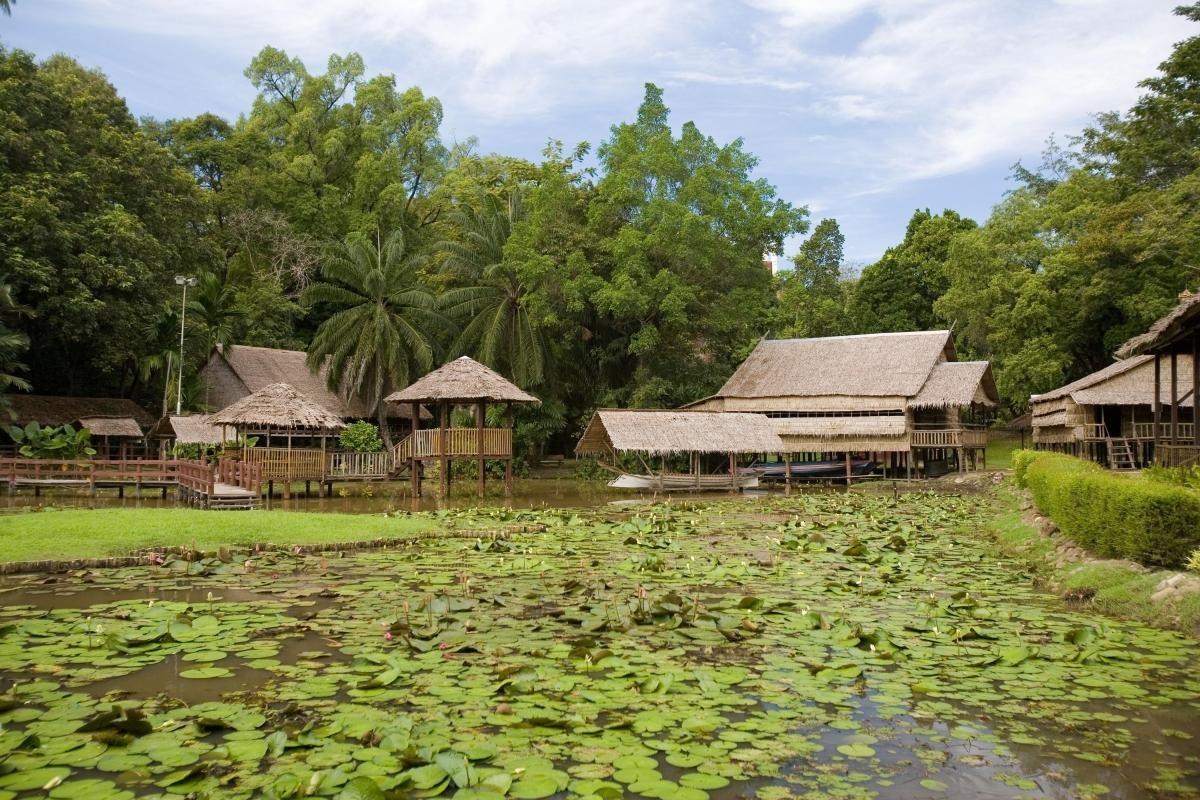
[0,508,442,563]
[985,434,1023,471]
[984,490,1200,636]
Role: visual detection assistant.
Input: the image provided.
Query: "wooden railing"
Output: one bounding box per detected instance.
[241,447,327,481]
[218,458,262,492]
[0,458,95,485]
[1157,444,1200,468]
[910,428,989,448]
[175,459,215,495]
[394,427,512,460]
[1132,422,1196,440]
[327,451,392,478]
[1080,423,1110,441]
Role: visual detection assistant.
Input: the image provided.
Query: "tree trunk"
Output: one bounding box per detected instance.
[377,403,393,450]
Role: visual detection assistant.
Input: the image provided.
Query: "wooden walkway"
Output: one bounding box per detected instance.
[1,458,261,510]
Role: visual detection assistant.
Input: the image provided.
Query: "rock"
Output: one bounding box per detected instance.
[1150,573,1200,603]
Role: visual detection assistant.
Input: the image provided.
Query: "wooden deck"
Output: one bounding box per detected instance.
[0,458,261,510]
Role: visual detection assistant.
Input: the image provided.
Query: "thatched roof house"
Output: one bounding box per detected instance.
[209,383,346,431]
[199,344,429,422]
[149,414,232,445]
[1116,291,1200,359]
[687,331,997,454]
[5,395,154,431]
[387,357,539,405]
[1031,355,1194,446]
[575,409,784,457]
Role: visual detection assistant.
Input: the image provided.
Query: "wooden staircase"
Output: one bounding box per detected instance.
[1107,438,1139,472]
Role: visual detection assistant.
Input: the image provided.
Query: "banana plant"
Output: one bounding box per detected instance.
[6,422,97,459]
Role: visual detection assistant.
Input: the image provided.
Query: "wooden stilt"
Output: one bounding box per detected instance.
[477,400,486,499]
[504,402,514,498]
[784,452,791,495]
[844,452,851,487]
[1170,350,1179,445]
[440,401,449,500]
[729,452,737,491]
[410,402,421,499]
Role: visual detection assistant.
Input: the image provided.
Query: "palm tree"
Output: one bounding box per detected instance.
[188,271,243,354]
[304,230,443,447]
[138,303,181,416]
[437,191,548,388]
[0,1,15,17]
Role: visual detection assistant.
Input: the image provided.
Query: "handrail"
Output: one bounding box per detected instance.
[910,429,988,448]
[1132,422,1196,440]
[394,428,512,460]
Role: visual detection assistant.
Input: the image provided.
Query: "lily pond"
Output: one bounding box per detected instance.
[0,493,1197,800]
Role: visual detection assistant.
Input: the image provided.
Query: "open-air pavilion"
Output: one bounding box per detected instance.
[386,356,539,499]
[574,409,785,491]
[209,382,346,497]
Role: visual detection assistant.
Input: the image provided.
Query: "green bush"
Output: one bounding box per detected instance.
[1023,452,1200,567]
[1011,449,1038,487]
[339,421,383,453]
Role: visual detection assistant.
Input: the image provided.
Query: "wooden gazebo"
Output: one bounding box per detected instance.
[385,357,539,498]
[209,382,346,496]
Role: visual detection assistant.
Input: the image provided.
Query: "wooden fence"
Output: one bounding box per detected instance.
[1132,422,1196,440]
[909,428,989,448]
[217,458,263,492]
[327,451,392,479]
[394,427,512,460]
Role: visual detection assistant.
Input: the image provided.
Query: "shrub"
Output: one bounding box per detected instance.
[339,422,383,453]
[1144,464,1200,491]
[1011,449,1038,487]
[1023,452,1200,567]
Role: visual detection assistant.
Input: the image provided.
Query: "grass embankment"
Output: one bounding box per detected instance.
[986,489,1200,636]
[0,508,441,564]
[984,434,1022,470]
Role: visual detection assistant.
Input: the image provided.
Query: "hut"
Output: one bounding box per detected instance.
[209,382,346,496]
[574,409,785,490]
[148,414,234,458]
[3,395,154,458]
[1115,290,1200,467]
[385,357,539,499]
[198,344,429,437]
[686,331,998,476]
[1031,355,1194,469]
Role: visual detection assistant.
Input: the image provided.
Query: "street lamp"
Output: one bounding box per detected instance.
[174,275,197,415]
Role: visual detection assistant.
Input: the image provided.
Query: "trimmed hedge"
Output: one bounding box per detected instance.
[1014,450,1200,567]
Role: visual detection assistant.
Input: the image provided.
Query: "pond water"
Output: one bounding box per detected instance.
[0,493,1195,799]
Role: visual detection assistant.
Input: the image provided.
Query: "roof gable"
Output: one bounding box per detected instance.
[717,331,953,399]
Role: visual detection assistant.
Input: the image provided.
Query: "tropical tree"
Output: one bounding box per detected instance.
[188,271,244,353]
[303,230,443,447]
[437,191,550,388]
[0,277,30,415]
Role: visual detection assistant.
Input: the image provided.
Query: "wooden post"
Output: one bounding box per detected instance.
[504,402,513,498]
[1153,352,1162,458]
[784,452,791,495]
[477,400,486,499]
[1170,349,1179,446]
[410,402,421,499]
[439,401,449,500]
[1194,332,1199,449]
[693,452,700,491]
[729,452,737,491]
[844,452,851,486]
[906,450,912,481]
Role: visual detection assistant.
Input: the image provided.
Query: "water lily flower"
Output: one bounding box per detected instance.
[384,631,393,641]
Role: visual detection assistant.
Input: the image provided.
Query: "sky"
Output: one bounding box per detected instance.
[1,0,1189,264]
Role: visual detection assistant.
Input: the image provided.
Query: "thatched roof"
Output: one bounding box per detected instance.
[771,416,907,438]
[1006,413,1032,432]
[386,357,540,405]
[212,344,431,420]
[575,409,784,456]
[716,331,954,399]
[76,416,143,438]
[910,361,998,409]
[209,383,346,430]
[1033,409,1069,428]
[1032,355,1194,409]
[5,395,154,429]
[150,414,231,444]
[1115,290,1200,358]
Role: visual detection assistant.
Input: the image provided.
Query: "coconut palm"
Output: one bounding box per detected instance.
[188,271,243,353]
[437,191,548,388]
[304,230,443,447]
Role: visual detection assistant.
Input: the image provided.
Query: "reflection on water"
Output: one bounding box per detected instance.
[0,477,805,514]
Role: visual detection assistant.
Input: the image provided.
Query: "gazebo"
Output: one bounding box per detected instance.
[209,382,345,496]
[385,357,540,499]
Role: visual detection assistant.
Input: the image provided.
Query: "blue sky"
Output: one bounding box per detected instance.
[1,0,1187,264]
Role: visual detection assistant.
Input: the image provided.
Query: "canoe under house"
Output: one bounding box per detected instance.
[685,330,999,478]
[574,409,785,491]
[1115,289,1200,468]
[1031,353,1194,470]
[386,356,540,499]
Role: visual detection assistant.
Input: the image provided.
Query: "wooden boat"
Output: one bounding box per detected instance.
[607,472,759,491]
[742,459,879,480]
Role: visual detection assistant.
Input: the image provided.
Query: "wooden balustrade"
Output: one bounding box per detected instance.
[173,460,215,494]
[218,458,262,492]
[240,447,326,481]
[1157,444,1200,468]
[910,428,988,448]
[1132,422,1196,440]
[327,451,392,478]
[394,427,512,460]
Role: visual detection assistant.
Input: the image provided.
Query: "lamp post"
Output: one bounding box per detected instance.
[174,275,196,415]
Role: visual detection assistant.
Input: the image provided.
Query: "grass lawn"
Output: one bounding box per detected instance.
[0,508,442,563]
[985,433,1024,470]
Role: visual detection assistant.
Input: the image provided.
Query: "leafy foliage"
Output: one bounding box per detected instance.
[338,421,384,453]
[6,422,96,459]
